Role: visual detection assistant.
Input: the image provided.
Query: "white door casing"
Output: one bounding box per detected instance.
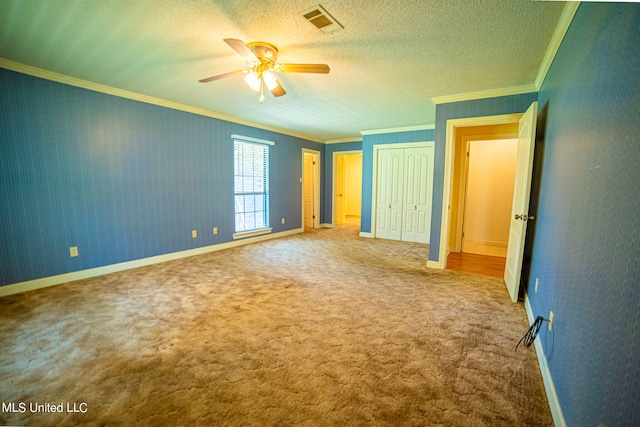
[504,101,538,302]
[432,114,523,270]
[333,150,362,227]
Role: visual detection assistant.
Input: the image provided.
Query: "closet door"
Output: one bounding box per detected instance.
[402,147,434,244]
[375,148,404,240]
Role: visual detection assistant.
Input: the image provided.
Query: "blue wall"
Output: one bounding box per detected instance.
[430,93,537,261]
[0,69,323,286]
[360,129,435,233]
[527,4,640,426]
[321,141,363,225]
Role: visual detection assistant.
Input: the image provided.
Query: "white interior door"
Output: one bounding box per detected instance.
[303,153,314,228]
[504,101,538,302]
[376,148,404,240]
[402,147,434,243]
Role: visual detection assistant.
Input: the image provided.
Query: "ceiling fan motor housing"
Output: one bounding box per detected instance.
[246,42,279,65]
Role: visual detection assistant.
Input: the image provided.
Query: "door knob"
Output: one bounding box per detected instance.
[414,206,417,210]
[389,204,391,209]
[515,214,535,221]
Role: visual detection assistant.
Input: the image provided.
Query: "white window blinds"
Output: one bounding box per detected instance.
[233,136,272,234]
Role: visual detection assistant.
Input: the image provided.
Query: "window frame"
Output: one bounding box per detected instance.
[231,135,274,240]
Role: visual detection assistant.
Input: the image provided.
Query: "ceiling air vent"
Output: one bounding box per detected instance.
[302,5,343,34]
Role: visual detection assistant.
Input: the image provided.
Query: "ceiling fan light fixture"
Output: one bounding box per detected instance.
[262,70,278,91]
[244,70,261,91]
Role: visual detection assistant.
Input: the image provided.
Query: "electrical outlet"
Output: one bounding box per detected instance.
[213,227,218,235]
[69,246,78,257]
[548,311,554,331]
[281,218,285,224]
[191,230,197,238]
[535,278,539,293]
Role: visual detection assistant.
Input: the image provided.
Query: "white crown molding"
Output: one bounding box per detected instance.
[535,2,580,90]
[431,84,538,105]
[432,2,580,105]
[0,228,303,298]
[360,124,435,136]
[0,58,324,143]
[324,137,363,144]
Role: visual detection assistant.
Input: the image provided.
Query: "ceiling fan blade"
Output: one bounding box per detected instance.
[271,81,286,97]
[198,70,246,83]
[277,63,330,74]
[224,38,259,63]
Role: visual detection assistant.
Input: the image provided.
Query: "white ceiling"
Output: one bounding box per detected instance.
[0,0,566,142]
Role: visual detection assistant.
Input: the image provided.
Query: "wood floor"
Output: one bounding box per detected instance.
[447,252,506,277]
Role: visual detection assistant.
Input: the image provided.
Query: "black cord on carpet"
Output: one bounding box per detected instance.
[515,316,549,351]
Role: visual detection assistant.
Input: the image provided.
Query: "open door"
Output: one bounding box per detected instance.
[504,101,538,302]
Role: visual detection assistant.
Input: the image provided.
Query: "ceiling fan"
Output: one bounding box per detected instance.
[199,38,330,103]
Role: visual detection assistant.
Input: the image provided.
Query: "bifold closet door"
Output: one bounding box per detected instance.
[375,145,434,243]
[402,147,434,244]
[375,148,404,240]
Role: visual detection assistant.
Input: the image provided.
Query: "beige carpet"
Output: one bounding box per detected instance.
[0,222,552,426]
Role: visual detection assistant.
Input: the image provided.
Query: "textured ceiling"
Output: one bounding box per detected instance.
[0,0,565,141]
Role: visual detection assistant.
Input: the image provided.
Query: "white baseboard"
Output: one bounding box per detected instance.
[426,260,444,269]
[0,228,304,298]
[359,232,373,238]
[320,223,334,228]
[462,240,508,257]
[524,294,566,427]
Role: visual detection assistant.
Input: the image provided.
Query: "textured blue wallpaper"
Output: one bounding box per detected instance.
[528,3,640,426]
[0,69,323,286]
[360,129,435,233]
[430,93,538,261]
[321,141,363,224]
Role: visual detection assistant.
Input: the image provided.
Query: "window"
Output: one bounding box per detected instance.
[233,135,273,238]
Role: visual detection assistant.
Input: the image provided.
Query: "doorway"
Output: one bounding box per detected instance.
[460,138,518,257]
[434,117,521,273]
[436,102,539,303]
[333,151,362,226]
[302,149,320,230]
